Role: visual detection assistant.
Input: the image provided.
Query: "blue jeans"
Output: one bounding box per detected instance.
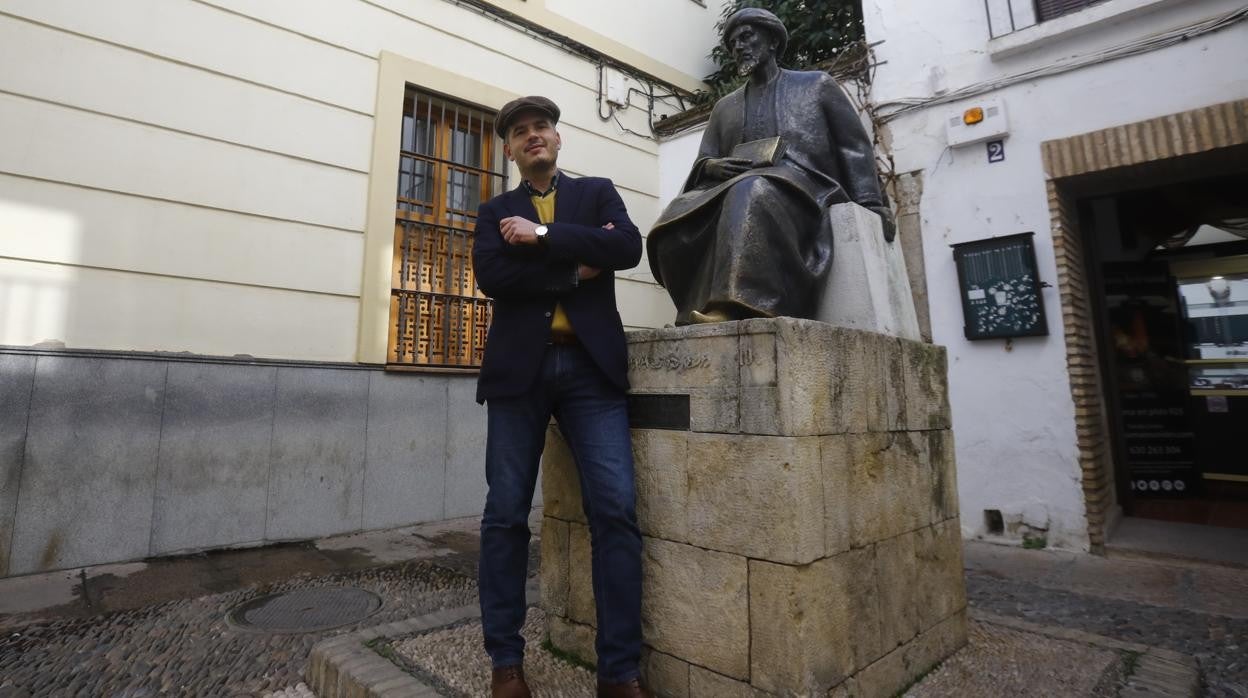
[479,343,642,682]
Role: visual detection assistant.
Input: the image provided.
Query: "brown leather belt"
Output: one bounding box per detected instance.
[548,333,580,346]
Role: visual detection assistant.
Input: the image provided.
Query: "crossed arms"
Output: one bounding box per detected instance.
[471,181,642,300]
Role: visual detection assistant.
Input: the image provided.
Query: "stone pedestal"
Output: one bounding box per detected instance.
[541,318,966,697]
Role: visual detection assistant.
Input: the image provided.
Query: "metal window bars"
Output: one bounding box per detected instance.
[984,0,1037,38]
[389,88,509,369]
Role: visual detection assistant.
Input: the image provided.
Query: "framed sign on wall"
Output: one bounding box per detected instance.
[951,232,1049,340]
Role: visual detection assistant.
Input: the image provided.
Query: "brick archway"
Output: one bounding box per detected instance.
[1041,100,1248,551]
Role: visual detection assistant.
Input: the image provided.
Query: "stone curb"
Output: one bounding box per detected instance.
[971,610,1200,697]
[306,605,479,698]
[306,587,539,698]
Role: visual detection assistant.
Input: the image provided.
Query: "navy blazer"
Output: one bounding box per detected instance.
[472,174,643,404]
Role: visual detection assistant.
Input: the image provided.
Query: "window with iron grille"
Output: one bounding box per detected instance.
[1035,0,1106,22]
[388,88,509,369]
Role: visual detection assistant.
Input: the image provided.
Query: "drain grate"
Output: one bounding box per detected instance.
[227,587,382,633]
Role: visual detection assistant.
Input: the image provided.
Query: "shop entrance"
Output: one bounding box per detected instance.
[1084,171,1248,530]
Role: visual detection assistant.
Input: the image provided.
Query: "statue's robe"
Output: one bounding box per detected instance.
[649,69,885,324]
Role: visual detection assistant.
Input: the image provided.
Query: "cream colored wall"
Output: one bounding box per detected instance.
[0,0,695,361]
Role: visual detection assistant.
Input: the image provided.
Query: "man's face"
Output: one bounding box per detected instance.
[729,24,776,77]
[503,111,561,171]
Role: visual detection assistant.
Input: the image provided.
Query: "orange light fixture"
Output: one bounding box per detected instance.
[963,107,985,125]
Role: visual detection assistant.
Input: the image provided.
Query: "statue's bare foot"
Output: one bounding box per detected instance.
[690,309,732,323]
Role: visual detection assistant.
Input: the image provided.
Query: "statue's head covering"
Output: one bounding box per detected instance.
[722,8,789,59]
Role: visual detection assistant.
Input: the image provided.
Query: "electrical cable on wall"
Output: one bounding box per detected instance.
[438,0,693,141]
[596,63,688,141]
[876,5,1248,122]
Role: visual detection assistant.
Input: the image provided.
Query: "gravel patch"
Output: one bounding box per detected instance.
[389,611,1133,698]
[262,682,317,698]
[906,620,1123,697]
[392,607,597,698]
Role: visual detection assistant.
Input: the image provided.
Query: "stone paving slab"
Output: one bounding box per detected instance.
[0,516,487,626]
[1108,518,1248,570]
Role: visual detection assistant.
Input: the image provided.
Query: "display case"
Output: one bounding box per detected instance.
[1178,270,1248,359]
[1187,362,1248,392]
[1174,260,1248,482]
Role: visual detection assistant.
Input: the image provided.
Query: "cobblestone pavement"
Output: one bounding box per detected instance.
[968,575,1246,697]
[965,543,1248,698]
[0,560,477,697]
[2,522,1243,698]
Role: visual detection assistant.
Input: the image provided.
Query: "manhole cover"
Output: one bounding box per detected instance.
[227,587,382,633]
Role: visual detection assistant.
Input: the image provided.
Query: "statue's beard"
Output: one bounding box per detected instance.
[737,56,761,77]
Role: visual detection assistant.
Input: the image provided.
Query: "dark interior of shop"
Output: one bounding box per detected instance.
[1082,168,1248,531]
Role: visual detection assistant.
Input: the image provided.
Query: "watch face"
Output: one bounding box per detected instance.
[536,225,548,236]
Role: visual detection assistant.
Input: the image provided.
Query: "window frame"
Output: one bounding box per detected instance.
[386,89,508,370]
[987,0,1186,59]
[357,52,521,369]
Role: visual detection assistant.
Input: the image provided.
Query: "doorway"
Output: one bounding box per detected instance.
[1083,172,1248,531]
[1041,100,1248,553]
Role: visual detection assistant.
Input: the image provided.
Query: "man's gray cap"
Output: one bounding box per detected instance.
[495,96,560,138]
[722,7,789,58]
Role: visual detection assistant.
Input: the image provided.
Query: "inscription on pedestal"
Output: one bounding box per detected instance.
[627,352,712,372]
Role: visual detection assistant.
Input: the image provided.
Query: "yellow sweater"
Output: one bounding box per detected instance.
[531,192,574,335]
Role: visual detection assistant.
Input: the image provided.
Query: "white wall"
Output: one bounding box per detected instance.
[0,0,719,358]
[658,127,708,208]
[864,0,1248,549]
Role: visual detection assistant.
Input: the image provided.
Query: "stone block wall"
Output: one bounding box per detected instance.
[541,318,966,697]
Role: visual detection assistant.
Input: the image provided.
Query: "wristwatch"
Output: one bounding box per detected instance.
[535,225,549,246]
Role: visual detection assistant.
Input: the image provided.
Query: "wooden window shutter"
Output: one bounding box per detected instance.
[387,88,508,370]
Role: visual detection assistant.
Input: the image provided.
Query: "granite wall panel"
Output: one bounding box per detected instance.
[363,372,448,529]
[0,354,37,576]
[10,356,166,574]
[150,362,276,554]
[265,366,369,540]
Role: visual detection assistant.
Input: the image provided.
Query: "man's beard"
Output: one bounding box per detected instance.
[736,55,761,77]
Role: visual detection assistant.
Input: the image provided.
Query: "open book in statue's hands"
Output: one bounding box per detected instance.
[730,136,786,168]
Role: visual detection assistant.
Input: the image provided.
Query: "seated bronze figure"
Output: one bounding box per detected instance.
[649,8,895,324]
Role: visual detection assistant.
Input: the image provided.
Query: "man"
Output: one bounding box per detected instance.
[471,96,649,698]
[648,8,895,325]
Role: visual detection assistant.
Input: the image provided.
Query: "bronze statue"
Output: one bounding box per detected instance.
[649,8,895,324]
